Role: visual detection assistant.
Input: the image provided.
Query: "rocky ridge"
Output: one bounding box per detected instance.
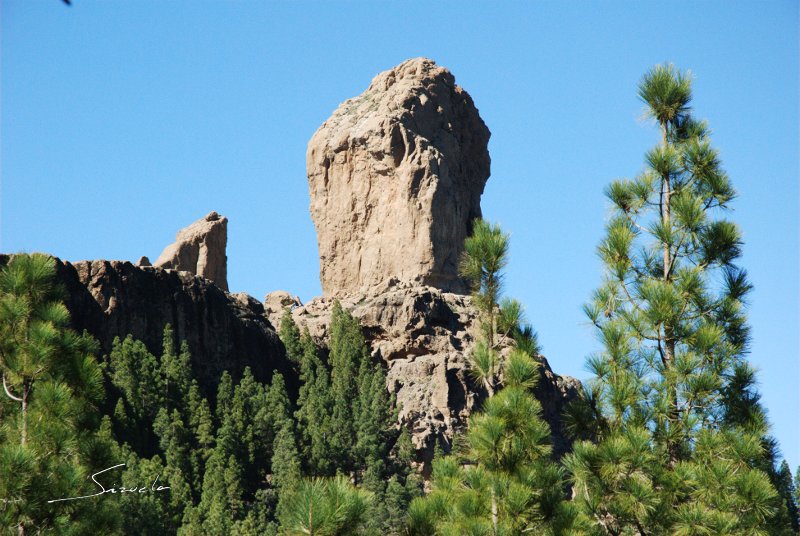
[268,283,579,464]
[49,256,290,397]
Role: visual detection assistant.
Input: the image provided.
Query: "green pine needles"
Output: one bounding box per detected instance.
[0,254,119,535]
[564,63,788,534]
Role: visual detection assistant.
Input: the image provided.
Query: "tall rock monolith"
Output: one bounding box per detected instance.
[307,57,491,296]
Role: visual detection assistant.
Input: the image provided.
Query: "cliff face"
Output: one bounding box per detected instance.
[307,57,491,296]
[52,258,291,396]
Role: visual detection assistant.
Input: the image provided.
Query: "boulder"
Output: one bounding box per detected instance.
[264,290,303,327]
[154,211,228,291]
[307,58,491,297]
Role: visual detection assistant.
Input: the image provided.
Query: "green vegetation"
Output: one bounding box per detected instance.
[102,301,411,534]
[1,63,797,535]
[0,254,119,535]
[564,63,792,534]
[407,220,579,535]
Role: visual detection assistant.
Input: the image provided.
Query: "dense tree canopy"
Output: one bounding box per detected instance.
[0,254,119,535]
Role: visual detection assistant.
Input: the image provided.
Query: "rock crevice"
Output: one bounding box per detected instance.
[273,284,579,466]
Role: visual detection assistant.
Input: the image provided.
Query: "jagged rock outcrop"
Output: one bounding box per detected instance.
[285,283,580,466]
[264,290,303,322]
[46,257,292,397]
[154,211,229,291]
[307,57,491,297]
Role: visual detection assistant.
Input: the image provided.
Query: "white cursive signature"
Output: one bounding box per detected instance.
[47,463,169,504]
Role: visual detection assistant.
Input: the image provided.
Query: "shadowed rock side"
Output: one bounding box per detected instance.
[154,211,229,291]
[48,257,293,397]
[268,283,580,468]
[307,57,491,297]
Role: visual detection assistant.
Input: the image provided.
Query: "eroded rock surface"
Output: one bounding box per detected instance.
[307,58,491,297]
[264,290,303,324]
[285,284,580,466]
[154,211,229,291]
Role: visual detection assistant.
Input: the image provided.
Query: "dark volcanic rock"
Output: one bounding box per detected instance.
[51,258,293,396]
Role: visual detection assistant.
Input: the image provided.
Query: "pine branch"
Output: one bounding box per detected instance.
[2,371,22,402]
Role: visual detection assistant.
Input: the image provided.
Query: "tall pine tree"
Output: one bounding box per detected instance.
[0,254,120,534]
[565,64,787,534]
[408,221,576,535]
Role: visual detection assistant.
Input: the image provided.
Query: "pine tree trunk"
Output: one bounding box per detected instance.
[661,122,679,465]
[491,489,498,535]
[21,380,28,447]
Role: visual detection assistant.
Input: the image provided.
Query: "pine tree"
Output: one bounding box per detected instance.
[116,449,172,536]
[328,301,366,471]
[262,372,293,447]
[459,219,540,399]
[152,408,194,528]
[408,223,575,535]
[294,325,334,475]
[566,63,785,534]
[280,308,303,364]
[0,254,120,534]
[271,421,302,525]
[280,476,372,535]
[776,460,800,532]
[186,380,214,492]
[108,334,163,423]
[161,328,192,412]
[407,349,578,535]
[229,367,270,470]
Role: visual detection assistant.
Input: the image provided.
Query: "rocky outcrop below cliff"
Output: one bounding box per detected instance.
[268,283,580,464]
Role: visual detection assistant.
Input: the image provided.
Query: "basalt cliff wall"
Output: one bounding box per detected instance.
[54,258,290,397]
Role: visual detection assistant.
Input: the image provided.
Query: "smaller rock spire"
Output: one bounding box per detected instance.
[154,211,228,291]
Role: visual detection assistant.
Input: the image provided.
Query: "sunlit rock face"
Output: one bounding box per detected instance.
[307,57,491,297]
[154,211,228,291]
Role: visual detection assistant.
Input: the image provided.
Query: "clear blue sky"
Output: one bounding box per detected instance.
[2,1,798,469]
